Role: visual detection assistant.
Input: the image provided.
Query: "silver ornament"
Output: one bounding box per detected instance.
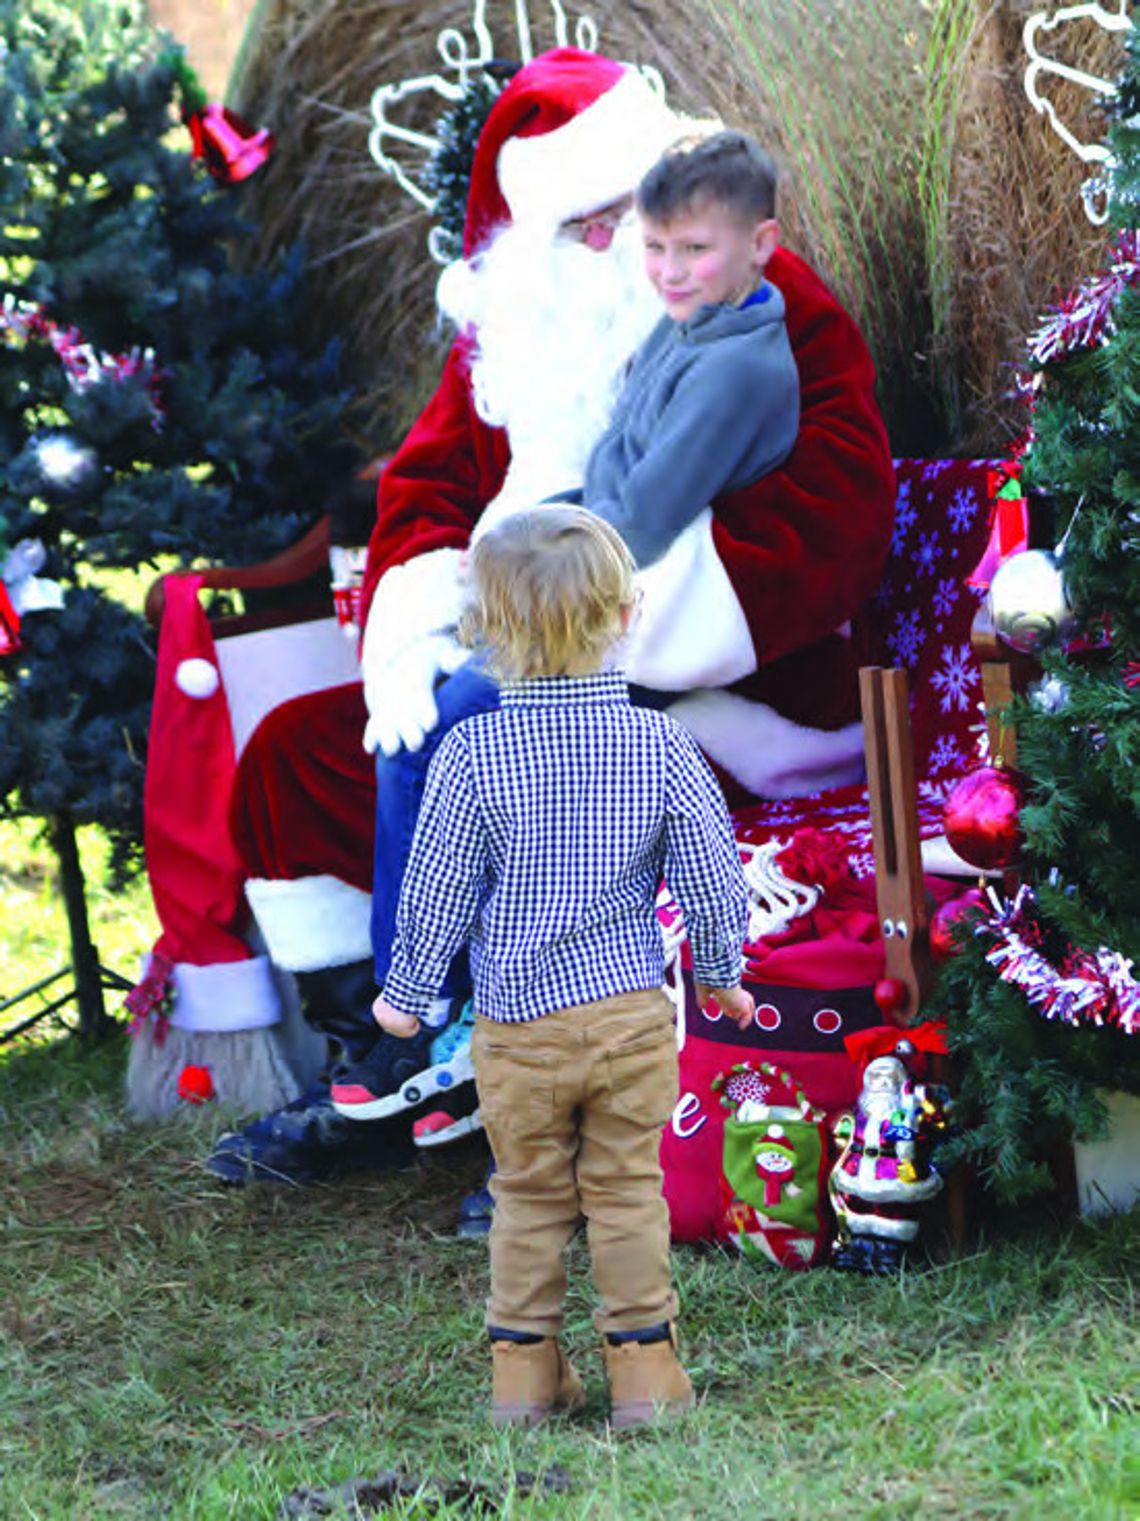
[988,548,1078,654]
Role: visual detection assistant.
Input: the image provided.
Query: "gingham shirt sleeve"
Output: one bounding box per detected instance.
[663,723,749,988]
[382,726,487,1017]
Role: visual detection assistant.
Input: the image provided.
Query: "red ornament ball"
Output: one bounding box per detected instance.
[942,765,1026,870]
[177,1063,215,1104]
[929,887,987,962]
[873,977,908,1017]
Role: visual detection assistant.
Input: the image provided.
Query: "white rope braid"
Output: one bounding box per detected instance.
[739,838,821,941]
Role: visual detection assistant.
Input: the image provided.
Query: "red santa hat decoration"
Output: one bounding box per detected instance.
[842,1021,949,1079]
[125,574,301,1119]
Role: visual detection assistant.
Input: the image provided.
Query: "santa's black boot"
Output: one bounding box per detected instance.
[205,959,421,1185]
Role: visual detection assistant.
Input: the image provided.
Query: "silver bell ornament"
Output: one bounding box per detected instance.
[988,547,1079,654]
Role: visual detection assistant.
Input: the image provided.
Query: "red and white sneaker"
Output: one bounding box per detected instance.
[331,1001,475,1121]
[413,1097,483,1148]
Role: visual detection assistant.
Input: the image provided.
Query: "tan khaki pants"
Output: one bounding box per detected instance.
[472,989,680,1338]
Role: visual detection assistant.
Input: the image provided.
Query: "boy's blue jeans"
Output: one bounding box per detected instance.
[370,662,673,997]
[371,659,499,996]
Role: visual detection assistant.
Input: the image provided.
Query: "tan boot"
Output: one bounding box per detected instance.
[603,1326,693,1430]
[490,1337,586,1427]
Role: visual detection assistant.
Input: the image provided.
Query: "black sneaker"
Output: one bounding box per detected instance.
[412,1076,482,1148]
[205,1080,416,1185]
[328,1025,440,1121]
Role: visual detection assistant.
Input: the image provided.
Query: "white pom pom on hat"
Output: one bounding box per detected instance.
[175,656,221,700]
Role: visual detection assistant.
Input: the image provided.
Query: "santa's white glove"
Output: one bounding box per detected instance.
[362,631,469,757]
[364,548,468,674]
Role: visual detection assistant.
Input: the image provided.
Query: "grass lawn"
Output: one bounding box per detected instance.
[0,819,159,1039]
[1,827,1138,1519]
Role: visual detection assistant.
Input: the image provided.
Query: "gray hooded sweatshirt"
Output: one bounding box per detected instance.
[582,282,799,568]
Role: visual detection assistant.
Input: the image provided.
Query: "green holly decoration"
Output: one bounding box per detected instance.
[424,75,500,261]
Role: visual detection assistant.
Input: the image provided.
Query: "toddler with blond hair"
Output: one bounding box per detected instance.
[371,506,753,1429]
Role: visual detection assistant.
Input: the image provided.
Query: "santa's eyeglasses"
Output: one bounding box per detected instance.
[558,195,635,250]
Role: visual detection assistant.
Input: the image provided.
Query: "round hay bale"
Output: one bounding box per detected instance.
[947,1,1124,451]
[229,0,1123,455]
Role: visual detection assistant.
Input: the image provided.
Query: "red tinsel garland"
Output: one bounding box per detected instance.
[0,295,163,424]
[1028,229,1140,366]
[976,884,1139,1037]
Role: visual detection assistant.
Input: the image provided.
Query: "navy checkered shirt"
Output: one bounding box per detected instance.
[383,670,749,1024]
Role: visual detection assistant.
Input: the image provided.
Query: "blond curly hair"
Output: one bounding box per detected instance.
[459,507,636,681]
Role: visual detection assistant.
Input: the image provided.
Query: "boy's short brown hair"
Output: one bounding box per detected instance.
[636,129,778,226]
[460,507,635,681]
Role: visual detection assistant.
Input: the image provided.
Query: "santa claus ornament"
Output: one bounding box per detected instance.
[829,1025,953,1274]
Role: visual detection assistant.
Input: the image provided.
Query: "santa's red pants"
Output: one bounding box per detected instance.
[230,682,375,893]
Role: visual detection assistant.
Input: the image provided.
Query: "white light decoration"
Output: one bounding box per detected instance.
[1023,2,1134,224]
[368,1,663,261]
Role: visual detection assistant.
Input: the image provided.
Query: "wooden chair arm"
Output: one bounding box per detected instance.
[859,665,930,1025]
[144,515,332,629]
[969,601,1041,767]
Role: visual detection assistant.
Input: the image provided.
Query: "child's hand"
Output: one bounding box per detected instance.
[695,982,755,1031]
[372,994,422,1039]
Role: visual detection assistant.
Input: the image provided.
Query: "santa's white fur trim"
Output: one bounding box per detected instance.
[245,875,373,973]
[166,954,282,1033]
[624,510,756,691]
[668,688,866,799]
[497,70,682,231]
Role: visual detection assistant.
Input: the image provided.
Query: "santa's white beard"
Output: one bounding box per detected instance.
[436,219,662,527]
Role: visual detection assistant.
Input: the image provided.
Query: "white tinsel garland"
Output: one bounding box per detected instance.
[976,884,1140,1037]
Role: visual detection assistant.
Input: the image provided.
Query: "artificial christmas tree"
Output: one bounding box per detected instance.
[937,23,1140,1205]
[0,0,359,1046]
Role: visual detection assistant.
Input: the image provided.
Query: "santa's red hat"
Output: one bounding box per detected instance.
[463,48,683,253]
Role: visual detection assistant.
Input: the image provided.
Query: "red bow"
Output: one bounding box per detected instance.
[843,1020,948,1073]
[124,953,176,1043]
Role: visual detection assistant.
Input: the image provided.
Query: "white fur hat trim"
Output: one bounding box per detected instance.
[496,69,682,231]
[168,953,281,1032]
[245,874,373,973]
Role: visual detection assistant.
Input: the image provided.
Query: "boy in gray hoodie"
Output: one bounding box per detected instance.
[581,130,799,571]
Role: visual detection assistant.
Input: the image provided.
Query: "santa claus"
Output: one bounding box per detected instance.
[166,48,895,1183]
